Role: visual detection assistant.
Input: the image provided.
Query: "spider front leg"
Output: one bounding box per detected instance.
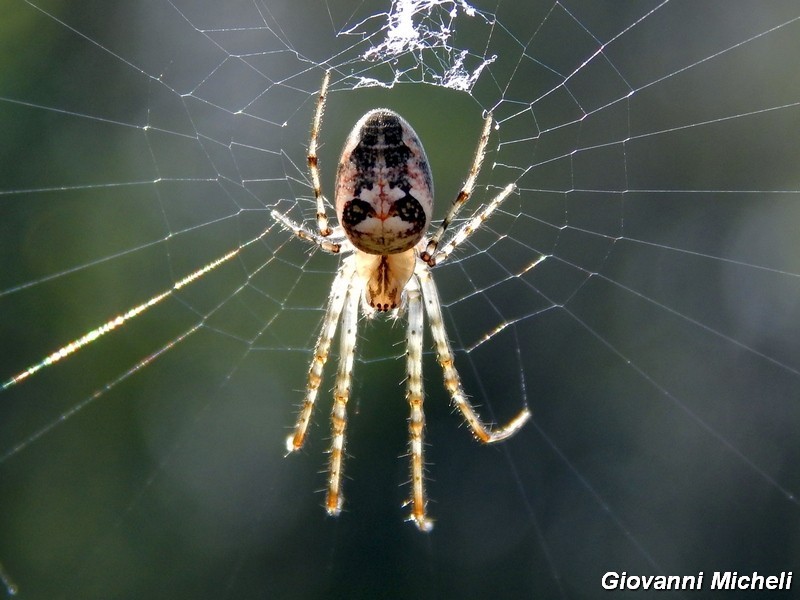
[404,275,433,531]
[429,183,515,267]
[416,264,531,442]
[271,210,342,254]
[309,71,332,237]
[421,113,494,265]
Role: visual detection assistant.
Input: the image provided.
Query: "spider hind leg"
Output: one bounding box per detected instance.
[284,257,356,454]
[417,264,531,443]
[325,269,361,515]
[405,274,434,531]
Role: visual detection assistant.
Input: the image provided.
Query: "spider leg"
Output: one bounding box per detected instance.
[416,264,531,443]
[285,256,356,453]
[404,275,434,531]
[326,272,361,516]
[428,183,515,266]
[421,113,493,265]
[271,209,342,254]
[309,71,332,237]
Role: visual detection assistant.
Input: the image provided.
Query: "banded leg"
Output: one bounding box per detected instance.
[421,113,494,264]
[271,210,342,254]
[404,275,433,531]
[309,71,332,236]
[326,276,361,515]
[285,256,356,453]
[429,183,515,266]
[416,265,531,442]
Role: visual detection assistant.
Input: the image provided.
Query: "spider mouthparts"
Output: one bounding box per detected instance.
[372,302,395,312]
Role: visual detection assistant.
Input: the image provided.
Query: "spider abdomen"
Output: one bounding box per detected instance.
[335,109,433,255]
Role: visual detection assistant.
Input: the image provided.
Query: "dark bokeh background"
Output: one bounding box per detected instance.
[1,1,799,598]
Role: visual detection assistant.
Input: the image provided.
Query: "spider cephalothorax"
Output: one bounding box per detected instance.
[272,72,530,531]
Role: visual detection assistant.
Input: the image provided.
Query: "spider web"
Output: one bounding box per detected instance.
[1,0,799,597]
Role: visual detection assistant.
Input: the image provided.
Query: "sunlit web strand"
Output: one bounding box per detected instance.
[500,222,800,378]
[469,232,800,506]
[551,215,800,279]
[443,300,567,595]
[1,227,289,464]
[443,247,667,582]
[532,420,667,574]
[481,228,800,503]
[1,224,274,391]
[0,325,200,463]
[564,305,799,506]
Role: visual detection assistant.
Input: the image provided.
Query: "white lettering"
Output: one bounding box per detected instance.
[601,572,618,590]
[605,570,791,591]
[661,575,677,590]
[603,572,708,590]
[712,571,732,589]
[681,574,701,589]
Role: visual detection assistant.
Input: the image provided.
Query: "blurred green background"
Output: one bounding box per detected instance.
[1,1,799,598]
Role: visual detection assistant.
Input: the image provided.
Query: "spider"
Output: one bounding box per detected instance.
[271,72,531,531]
